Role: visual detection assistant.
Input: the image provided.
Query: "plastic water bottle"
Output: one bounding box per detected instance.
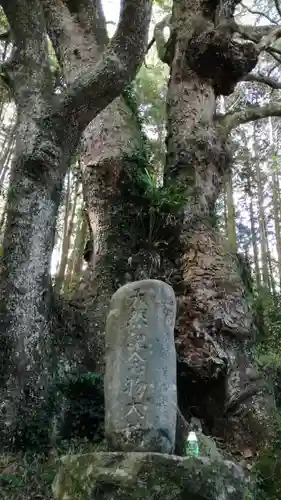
[185,431,199,457]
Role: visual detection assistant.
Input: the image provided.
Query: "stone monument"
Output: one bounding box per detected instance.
[104,279,177,453]
[53,280,250,500]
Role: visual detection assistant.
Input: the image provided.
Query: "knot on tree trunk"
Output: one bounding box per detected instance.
[186,30,258,95]
[168,132,231,183]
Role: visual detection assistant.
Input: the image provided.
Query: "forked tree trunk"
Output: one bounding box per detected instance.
[0,0,151,450]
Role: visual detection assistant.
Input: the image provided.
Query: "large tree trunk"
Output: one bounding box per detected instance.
[0,0,151,450]
[54,1,151,372]
[0,132,68,449]
[162,0,274,455]
[74,94,145,371]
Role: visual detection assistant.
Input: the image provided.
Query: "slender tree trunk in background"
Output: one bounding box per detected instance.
[55,175,79,293]
[246,175,261,292]
[54,170,72,292]
[0,204,6,234]
[272,168,281,288]
[226,168,237,253]
[266,240,276,297]
[223,185,228,237]
[64,208,88,289]
[265,224,276,295]
[255,130,270,291]
[0,123,16,185]
[267,117,281,291]
[72,214,87,277]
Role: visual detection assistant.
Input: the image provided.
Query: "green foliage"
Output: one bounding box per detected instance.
[253,414,281,500]
[0,452,56,499]
[253,294,281,499]
[0,7,9,33]
[9,369,104,452]
[138,167,185,211]
[0,473,24,489]
[56,370,103,393]
[255,292,281,366]
[55,371,104,443]
[122,82,145,136]
[0,440,106,500]
[122,151,186,247]
[139,167,186,243]
[153,0,172,12]
[121,72,186,249]
[11,390,57,452]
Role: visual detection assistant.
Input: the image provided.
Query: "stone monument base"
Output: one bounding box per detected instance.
[53,451,250,499]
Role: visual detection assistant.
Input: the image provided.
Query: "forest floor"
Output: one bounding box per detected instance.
[0,440,105,500]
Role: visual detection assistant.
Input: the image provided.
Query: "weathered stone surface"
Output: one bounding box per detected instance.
[53,451,248,500]
[104,279,177,453]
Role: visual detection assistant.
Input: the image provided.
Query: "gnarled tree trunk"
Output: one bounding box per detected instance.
[75,0,276,457]
[162,0,274,455]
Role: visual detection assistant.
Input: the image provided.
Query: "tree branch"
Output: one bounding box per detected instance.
[146,36,155,54]
[51,0,152,142]
[216,0,241,22]
[40,0,103,84]
[242,73,281,89]
[274,0,281,19]
[64,0,108,48]
[154,14,170,63]
[257,26,281,51]
[236,23,275,43]
[219,102,281,134]
[235,23,281,59]
[1,0,53,109]
[240,3,278,25]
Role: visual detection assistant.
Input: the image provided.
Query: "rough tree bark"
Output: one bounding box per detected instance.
[160,0,276,455]
[0,0,152,449]
[74,0,281,457]
[76,94,145,371]
[42,0,148,372]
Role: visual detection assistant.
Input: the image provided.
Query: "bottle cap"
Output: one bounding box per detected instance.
[187,431,197,441]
